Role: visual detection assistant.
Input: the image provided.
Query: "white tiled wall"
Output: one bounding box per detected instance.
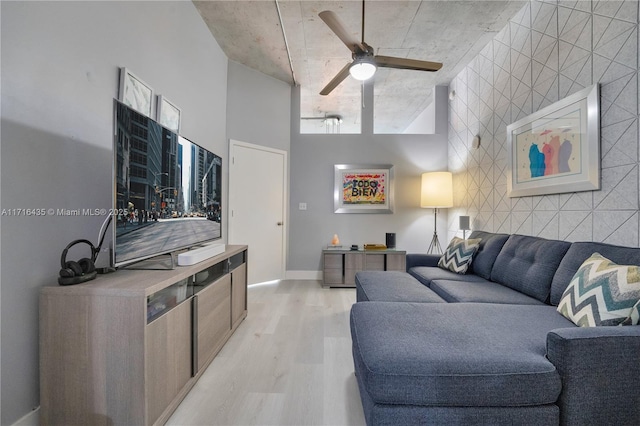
[448,0,640,246]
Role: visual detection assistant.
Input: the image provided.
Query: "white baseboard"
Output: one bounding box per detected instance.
[285,270,322,280]
[13,407,39,426]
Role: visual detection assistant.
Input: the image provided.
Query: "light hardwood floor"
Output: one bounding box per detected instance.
[166,280,366,426]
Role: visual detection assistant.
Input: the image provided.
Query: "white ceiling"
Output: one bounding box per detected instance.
[194,0,526,133]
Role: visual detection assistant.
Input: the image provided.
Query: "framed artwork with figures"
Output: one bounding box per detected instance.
[507,84,600,198]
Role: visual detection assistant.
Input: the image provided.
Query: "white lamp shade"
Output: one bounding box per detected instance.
[421,172,453,208]
[349,61,377,81]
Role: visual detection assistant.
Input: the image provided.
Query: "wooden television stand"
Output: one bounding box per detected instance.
[39,245,248,426]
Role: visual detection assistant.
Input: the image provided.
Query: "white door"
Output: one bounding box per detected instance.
[228,140,287,284]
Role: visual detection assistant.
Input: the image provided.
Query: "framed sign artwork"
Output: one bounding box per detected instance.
[334,164,394,214]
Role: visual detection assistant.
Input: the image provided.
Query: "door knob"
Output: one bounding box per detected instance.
[277,222,283,226]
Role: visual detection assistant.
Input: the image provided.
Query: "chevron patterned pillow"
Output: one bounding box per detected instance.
[438,237,482,274]
[557,253,640,327]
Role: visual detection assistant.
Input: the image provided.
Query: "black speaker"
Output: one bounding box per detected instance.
[385,233,396,249]
[58,239,98,286]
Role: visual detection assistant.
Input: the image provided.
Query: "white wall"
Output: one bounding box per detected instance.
[404,101,436,134]
[403,85,449,135]
[0,2,228,423]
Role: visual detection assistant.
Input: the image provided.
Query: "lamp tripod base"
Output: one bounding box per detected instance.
[427,207,444,254]
[427,231,443,254]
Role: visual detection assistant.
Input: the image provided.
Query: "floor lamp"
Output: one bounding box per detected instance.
[421,172,453,254]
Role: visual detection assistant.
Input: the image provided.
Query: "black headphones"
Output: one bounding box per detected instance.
[58,239,98,286]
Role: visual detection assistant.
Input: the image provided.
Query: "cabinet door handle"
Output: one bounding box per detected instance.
[277,222,283,226]
[191,295,198,377]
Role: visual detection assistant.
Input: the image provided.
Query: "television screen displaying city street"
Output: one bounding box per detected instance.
[114,102,222,266]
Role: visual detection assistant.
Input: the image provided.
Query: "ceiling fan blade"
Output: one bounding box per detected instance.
[320,62,352,96]
[319,10,364,53]
[375,55,443,72]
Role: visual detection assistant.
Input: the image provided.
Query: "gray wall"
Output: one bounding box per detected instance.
[227,60,291,152]
[1,2,228,423]
[288,83,449,272]
[448,0,640,246]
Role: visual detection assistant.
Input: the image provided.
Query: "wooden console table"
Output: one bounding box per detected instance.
[39,245,248,426]
[322,248,406,288]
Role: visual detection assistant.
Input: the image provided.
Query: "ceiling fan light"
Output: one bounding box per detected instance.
[349,61,376,81]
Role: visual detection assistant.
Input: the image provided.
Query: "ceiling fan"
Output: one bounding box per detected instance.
[319,1,443,96]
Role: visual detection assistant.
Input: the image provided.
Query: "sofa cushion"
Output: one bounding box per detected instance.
[490,234,571,303]
[557,253,640,326]
[409,266,489,287]
[551,241,640,306]
[467,231,510,279]
[350,302,570,407]
[357,383,560,426]
[355,271,446,303]
[431,279,546,305]
[437,237,482,274]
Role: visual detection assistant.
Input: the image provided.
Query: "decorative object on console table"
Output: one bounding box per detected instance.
[334,164,394,213]
[327,234,343,250]
[386,232,396,249]
[506,84,600,197]
[118,67,153,117]
[459,216,470,239]
[364,243,387,250]
[420,172,453,254]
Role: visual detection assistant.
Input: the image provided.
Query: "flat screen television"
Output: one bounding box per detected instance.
[112,100,222,267]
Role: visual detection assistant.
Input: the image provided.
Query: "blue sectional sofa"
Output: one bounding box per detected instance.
[351,231,640,425]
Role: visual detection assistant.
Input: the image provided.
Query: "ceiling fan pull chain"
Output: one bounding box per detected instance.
[362,80,365,109]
